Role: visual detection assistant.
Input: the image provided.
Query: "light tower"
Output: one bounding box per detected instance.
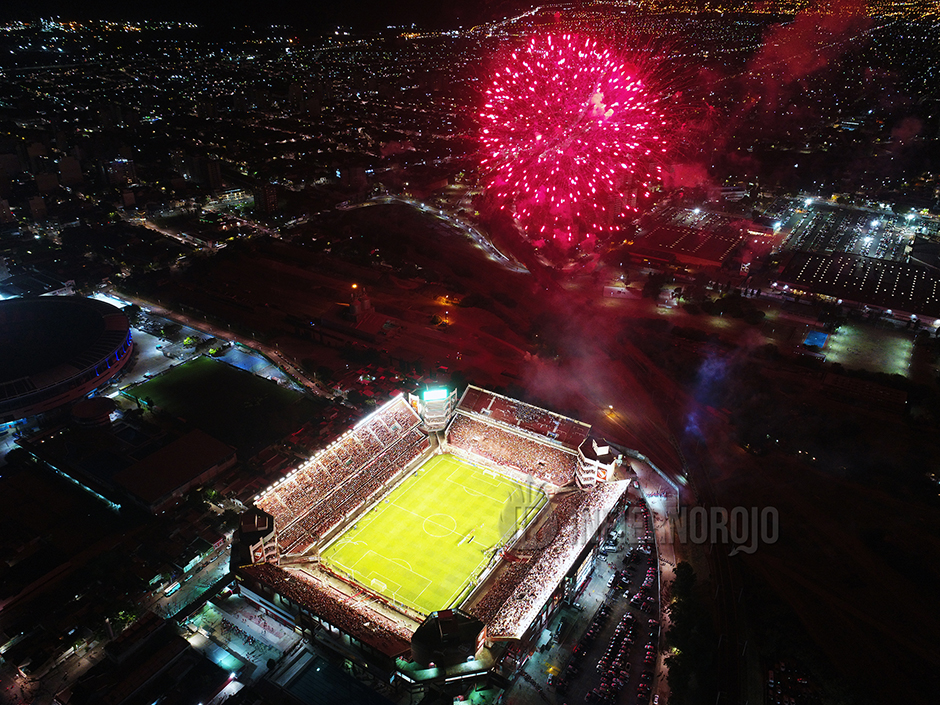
[410,387,458,433]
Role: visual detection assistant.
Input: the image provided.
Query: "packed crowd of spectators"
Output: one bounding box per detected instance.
[280,428,429,552]
[447,414,578,486]
[244,562,412,654]
[385,402,418,432]
[468,559,532,628]
[457,386,591,450]
[256,398,428,553]
[469,482,630,638]
[488,396,558,436]
[369,420,397,446]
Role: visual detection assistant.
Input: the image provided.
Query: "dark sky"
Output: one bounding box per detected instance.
[0,0,522,30]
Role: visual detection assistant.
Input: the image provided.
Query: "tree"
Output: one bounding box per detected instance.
[221,509,241,529]
[665,561,718,704]
[642,271,668,299]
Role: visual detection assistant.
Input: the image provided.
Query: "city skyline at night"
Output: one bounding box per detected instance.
[0,4,939,705]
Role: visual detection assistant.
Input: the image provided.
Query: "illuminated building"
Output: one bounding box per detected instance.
[0,297,133,423]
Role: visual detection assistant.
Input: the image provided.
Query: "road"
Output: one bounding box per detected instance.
[105,291,334,399]
[337,194,528,273]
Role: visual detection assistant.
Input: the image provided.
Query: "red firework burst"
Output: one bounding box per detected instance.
[479,34,669,251]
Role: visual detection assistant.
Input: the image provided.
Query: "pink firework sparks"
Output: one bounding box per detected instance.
[479,33,669,251]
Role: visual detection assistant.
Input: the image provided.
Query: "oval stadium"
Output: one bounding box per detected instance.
[0,297,133,423]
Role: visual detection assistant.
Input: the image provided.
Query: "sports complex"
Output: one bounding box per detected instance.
[235,385,633,693]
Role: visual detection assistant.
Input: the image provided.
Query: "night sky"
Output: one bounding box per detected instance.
[0,0,524,30]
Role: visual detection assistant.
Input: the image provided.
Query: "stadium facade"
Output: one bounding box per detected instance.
[233,386,633,699]
[0,297,133,423]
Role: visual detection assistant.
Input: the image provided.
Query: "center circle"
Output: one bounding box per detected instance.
[423,513,457,538]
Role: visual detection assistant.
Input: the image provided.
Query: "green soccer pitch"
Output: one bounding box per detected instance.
[320,453,547,616]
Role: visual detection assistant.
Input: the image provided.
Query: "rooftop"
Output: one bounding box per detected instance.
[112,429,235,507]
[777,251,940,318]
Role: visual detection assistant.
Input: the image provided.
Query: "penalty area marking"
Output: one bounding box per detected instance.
[365,573,400,595]
[351,550,432,607]
[330,537,367,550]
[470,467,503,488]
[446,467,508,502]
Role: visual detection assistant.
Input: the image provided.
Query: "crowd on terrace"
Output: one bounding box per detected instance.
[447,413,578,487]
[469,482,630,638]
[257,398,428,553]
[458,386,591,450]
[244,562,412,654]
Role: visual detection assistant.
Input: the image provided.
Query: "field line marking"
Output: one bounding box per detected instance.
[365,571,401,595]
[349,549,381,574]
[326,453,545,616]
[393,502,460,535]
[443,580,467,609]
[444,464,509,502]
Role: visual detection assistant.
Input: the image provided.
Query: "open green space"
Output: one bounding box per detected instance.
[124,356,327,456]
[321,453,546,615]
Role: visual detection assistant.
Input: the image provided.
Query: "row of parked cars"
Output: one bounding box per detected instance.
[551,602,615,694]
[598,528,625,557]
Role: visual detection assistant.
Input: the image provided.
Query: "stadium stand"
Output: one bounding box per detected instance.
[239,385,638,698]
[468,481,629,639]
[456,385,591,450]
[242,561,412,656]
[447,414,578,487]
[256,396,428,554]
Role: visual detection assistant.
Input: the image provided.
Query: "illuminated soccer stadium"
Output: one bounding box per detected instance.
[235,385,629,691]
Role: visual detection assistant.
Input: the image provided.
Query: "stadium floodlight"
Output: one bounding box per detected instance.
[423,388,449,402]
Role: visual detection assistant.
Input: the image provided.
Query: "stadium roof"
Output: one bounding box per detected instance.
[0,296,124,386]
[579,437,618,464]
[0,296,131,421]
[112,430,236,509]
[631,225,743,267]
[777,251,940,318]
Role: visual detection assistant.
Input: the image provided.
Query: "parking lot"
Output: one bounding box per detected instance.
[511,500,663,705]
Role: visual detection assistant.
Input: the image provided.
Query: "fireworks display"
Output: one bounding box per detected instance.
[479,34,669,253]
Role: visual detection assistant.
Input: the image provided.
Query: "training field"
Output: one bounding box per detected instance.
[320,453,546,616]
[125,356,327,455]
